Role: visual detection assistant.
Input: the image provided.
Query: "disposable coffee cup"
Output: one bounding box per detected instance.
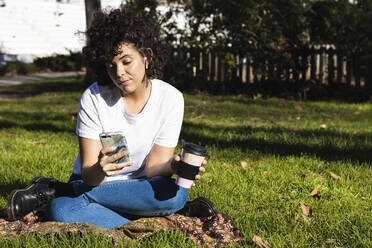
[175,143,208,188]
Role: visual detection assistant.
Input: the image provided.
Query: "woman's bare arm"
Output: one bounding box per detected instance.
[79,137,132,186]
[145,144,176,178]
[145,144,206,186]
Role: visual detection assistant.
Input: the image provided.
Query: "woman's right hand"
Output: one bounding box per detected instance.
[98,146,133,176]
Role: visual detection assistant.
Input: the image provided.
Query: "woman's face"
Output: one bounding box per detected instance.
[105,43,147,95]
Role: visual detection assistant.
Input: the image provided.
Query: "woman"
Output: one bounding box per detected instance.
[7,8,217,229]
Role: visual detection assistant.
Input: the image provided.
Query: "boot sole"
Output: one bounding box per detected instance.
[196,196,218,215]
[7,176,44,221]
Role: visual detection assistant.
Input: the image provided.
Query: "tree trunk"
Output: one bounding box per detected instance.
[85,0,101,28]
[84,0,101,85]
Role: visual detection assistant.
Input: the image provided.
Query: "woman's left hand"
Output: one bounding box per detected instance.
[192,159,206,187]
[171,154,207,187]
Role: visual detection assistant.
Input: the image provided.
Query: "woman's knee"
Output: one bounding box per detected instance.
[159,186,188,214]
[150,176,187,201]
[172,186,188,211]
[147,176,188,214]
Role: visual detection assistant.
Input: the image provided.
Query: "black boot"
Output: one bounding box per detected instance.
[177,197,218,217]
[7,177,57,221]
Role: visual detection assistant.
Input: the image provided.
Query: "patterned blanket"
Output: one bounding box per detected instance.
[0,212,246,247]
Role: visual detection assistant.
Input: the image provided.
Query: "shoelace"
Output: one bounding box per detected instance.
[35,191,52,209]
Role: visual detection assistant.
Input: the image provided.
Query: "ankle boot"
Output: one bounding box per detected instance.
[7,177,57,221]
[177,197,218,217]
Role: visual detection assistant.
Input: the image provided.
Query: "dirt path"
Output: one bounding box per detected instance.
[0,71,85,88]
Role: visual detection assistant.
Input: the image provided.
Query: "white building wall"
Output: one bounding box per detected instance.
[0,0,124,63]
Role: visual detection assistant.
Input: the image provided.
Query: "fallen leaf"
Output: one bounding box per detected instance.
[250,117,261,122]
[240,161,248,170]
[341,123,351,127]
[5,133,13,137]
[263,170,271,175]
[191,112,205,120]
[310,188,318,196]
[253,93,262,100]
[295,105,303,111]
[300,202,313,222]
[223,162,233,168]
[310,188,323,199]
[354,111,361,115]
[29,139,47,145]
[330,172,341,180]
[320,124,327,129]
[252,235,270,248]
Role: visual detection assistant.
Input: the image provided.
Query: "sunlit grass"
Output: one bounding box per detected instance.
[0,77,371,247]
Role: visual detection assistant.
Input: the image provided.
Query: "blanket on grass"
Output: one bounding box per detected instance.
[0,212,245,247]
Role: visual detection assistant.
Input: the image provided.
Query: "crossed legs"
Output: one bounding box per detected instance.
[49,176,188,229]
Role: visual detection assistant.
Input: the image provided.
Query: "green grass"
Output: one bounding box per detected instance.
[0,77,371,247]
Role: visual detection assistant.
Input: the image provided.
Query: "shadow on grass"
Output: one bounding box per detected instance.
[1,78,370,164]
[181,121,372,164]
[0,76,85,99]
[0,180,28,199]
[0,180,30,218]
[0,119,74,133]
[1,113,370,164]
[0,110,76,133]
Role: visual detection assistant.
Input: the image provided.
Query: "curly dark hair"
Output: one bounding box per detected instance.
[82,8,169,86]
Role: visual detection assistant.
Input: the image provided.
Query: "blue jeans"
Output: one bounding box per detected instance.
[49,175,188,229]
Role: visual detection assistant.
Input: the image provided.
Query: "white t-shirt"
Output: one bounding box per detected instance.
[73,79,184,181]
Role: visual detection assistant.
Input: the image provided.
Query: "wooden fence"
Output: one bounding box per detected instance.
[169,46,370,89]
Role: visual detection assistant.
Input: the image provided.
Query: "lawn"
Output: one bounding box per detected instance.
[0,77,371,247]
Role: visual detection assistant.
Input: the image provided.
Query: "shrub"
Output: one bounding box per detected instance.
[34,52,85,72]
[0,61,38,76]
[0,52,86,76]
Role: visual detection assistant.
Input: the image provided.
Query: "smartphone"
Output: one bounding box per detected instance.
[99,132,130,163]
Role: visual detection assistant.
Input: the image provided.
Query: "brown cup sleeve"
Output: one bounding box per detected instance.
[176,160,200,180]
